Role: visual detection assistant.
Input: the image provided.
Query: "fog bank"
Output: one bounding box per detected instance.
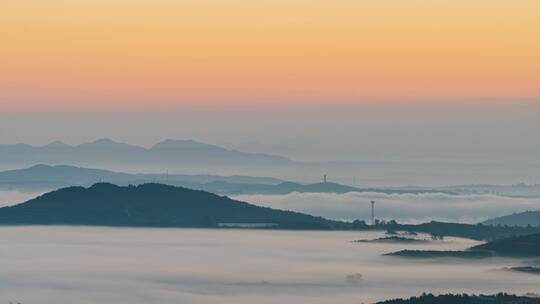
[233,192,540,223]
[1,227,538,304]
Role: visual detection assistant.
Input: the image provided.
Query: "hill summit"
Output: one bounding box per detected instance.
[0,183,335,229]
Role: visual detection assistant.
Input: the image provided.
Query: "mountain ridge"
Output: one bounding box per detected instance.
[0,138,292,168]
[0,164,283,191]
[0,164,454,196]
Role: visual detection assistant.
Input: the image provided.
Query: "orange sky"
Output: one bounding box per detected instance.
[1,0,539,110]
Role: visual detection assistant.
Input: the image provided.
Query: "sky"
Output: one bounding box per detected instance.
[1,0,539,110]
[1,1,539,185]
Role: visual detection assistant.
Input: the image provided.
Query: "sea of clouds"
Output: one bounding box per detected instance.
[233,192,540,224]
[1,227,538,304]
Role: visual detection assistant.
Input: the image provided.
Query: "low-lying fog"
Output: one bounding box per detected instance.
[3,190,540,224]
[234,192,540,223]
[0,190,44,207]
[0,227,538,304]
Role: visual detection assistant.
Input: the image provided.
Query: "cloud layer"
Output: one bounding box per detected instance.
[233,192,540,223]
[1,226,538,304]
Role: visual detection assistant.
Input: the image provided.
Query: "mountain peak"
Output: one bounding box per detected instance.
[27,164,54,170]
[77,138,141,149]
[43,140,70,148]
[0,138,290,165]
[151,139,227,151]
[88,138,117,145]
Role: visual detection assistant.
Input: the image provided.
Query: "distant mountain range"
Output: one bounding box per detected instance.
[0,138,292,168]
[0,164,451,196]
[6,163,539,199]
[484,210,540,227]
[0,164,283,191]
[0,183,340,229]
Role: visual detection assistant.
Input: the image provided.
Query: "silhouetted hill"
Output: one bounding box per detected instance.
[484,210,540,227]
[150,139,227,152]
[259,181,454,195]
[200,181,368,195]
[0,183,339,229]
[386,233,540,258]
[352,236,429,244]
[377,293,540,304]
[389,183,540,198]
[383,221,540,241]
[504,266,540,275]
[77,138,145,151]
[0,164,283,191]
[0,164,452,195]
[384,250,493,259]
[472,233,540,257]
[276,181,354,192]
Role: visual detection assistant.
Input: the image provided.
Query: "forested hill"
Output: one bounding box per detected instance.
[472,233,540,257]
[0,183,338,229]
[484,210,540,227]
[386,233,540,258]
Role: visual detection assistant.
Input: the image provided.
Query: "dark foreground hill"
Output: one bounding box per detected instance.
[377,293,540,304]
[0,183,339,229]
[484,210,540,227]
[382,221,540,241]
[387,233,540,258]
[472,233,540,257]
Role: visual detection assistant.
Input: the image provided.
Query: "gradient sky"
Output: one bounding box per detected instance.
[2,0,539,110]
[2,1,540,185]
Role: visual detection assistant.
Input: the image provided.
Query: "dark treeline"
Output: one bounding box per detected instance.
[386,233,540,258]
[472,233,540,257]
[384,250,493,259]
[377,293,540,304]
[375,220,540,241]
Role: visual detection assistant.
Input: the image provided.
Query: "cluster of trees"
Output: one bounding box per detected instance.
[377,293,540,304]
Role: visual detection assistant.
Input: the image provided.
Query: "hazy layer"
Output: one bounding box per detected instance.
[0,227,538,304]
[233,192,540,223]
[0,190,44,207]
[2,102,540,186]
